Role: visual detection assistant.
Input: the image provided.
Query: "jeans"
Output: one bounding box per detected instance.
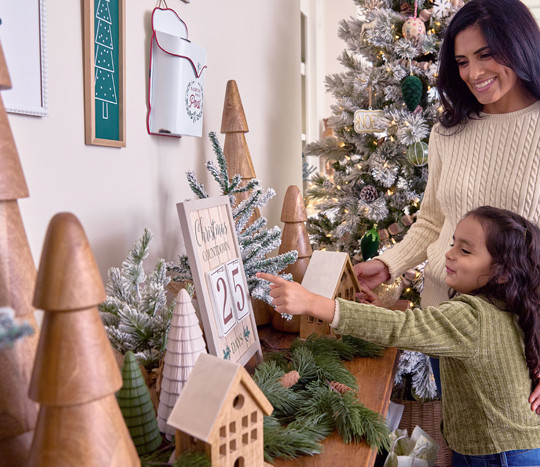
[452,448,540,466]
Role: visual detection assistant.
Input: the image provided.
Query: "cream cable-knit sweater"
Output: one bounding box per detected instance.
[379,101,540,307]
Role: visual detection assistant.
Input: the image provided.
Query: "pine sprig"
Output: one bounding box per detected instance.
[263,415,327,462]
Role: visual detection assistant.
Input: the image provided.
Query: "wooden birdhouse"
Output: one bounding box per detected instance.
[299,250,361,339]
[167,353,273,467]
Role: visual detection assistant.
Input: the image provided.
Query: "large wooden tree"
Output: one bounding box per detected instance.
[27,212,139,466]
[0,40,40,466]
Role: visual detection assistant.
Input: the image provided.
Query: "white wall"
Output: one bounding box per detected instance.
[7,0,302,280]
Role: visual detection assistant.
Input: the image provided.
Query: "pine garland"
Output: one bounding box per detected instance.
[254,334,391,459]
[168,132,298,307]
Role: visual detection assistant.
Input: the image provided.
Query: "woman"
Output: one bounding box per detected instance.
[354,0,540,409]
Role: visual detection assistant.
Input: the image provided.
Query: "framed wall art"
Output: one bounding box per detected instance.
[177,196,262,366]
[0,0,48,116]
[83,0,125,147]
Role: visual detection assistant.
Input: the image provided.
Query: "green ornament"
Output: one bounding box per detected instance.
[117,351,162,455]
[401,75,423,111]
[406,141,428,167]
[360,227,380,261]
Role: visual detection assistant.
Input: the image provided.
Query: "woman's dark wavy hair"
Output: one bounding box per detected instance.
[438,0,540,128]
[465,206,540,387]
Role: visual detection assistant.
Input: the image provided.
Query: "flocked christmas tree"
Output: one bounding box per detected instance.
[304,0,464,400]
[99,229,175,371]
[168,132,298,306]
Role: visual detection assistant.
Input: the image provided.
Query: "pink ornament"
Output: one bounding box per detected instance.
[419,9,432,22]
[402,17,426,41]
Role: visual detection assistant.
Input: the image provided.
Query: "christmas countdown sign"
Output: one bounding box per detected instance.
[177,196,262,366]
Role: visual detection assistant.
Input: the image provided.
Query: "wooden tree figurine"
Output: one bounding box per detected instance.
[167,353,273,467]
[27,212,139,466]
[0,40,40,466]
[221,79,272,325]
[117,351,162,455]
[157,288,207,440]
[272,185,312,333]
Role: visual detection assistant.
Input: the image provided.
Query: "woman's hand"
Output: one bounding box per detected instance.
[353,259,391,289]
[256,273,335,322]
[529,379,540,414]
[357,287,384,307]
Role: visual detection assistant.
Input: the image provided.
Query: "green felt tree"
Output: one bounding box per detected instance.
[117,351,162,455]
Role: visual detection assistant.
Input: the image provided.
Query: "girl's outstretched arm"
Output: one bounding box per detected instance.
[256,272,335,322]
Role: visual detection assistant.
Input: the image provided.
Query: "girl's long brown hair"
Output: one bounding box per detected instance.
[466,206,540,388]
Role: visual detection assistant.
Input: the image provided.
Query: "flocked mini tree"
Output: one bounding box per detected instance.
[303,0,464,400]
[99,229,175,371]
[168,132,298,305]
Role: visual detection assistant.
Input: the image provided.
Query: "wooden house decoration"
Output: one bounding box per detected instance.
[0,40,40,466]
[300,250,361,339]
[167,353,273,467]
[27,212,139,466]
[157,288,207,440]
[272,185,312,333]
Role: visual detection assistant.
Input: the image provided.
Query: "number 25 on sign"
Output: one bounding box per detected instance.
[354,109,385,133]
[207,259,250,337]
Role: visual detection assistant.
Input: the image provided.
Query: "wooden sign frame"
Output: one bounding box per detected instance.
[83,0,126,147]
[177,196,262,366]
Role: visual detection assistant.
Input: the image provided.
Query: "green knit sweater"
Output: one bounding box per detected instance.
[335,295,540,455]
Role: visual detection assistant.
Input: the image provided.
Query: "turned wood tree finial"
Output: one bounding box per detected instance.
[220,79,271,325]
[0,38,39,466]
[272,185,313,333]
[220,79,255,179]
[27,213,139,466]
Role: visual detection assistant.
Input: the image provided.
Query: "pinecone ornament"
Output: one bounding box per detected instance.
[329,381,352,394]
[359,185,378,203]
[279,370,300,388]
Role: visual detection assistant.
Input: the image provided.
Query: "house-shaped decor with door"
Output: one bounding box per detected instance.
[167,353,273,467]
[300,250,361,338]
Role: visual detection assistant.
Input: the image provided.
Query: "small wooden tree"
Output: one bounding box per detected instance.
[157,288,207,440]
[117,351,162,455]
[221,79,273,326]
[0,40,40,466]
[272,185,312,333]
[27,212,139,466]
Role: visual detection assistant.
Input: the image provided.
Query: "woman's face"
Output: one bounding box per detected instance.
[454,25,534,113]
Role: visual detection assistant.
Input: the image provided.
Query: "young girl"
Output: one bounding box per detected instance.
[258,206,540,465]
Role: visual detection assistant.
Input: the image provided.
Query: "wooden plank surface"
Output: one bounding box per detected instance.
[257,325,399,467]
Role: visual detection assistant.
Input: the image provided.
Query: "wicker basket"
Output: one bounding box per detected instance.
[393,399,452,467]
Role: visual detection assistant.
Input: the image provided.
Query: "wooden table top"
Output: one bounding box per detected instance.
[256,325,399,467]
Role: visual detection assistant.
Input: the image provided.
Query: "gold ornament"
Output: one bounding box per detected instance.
[407,141,429,167]
[373,277,403,308]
